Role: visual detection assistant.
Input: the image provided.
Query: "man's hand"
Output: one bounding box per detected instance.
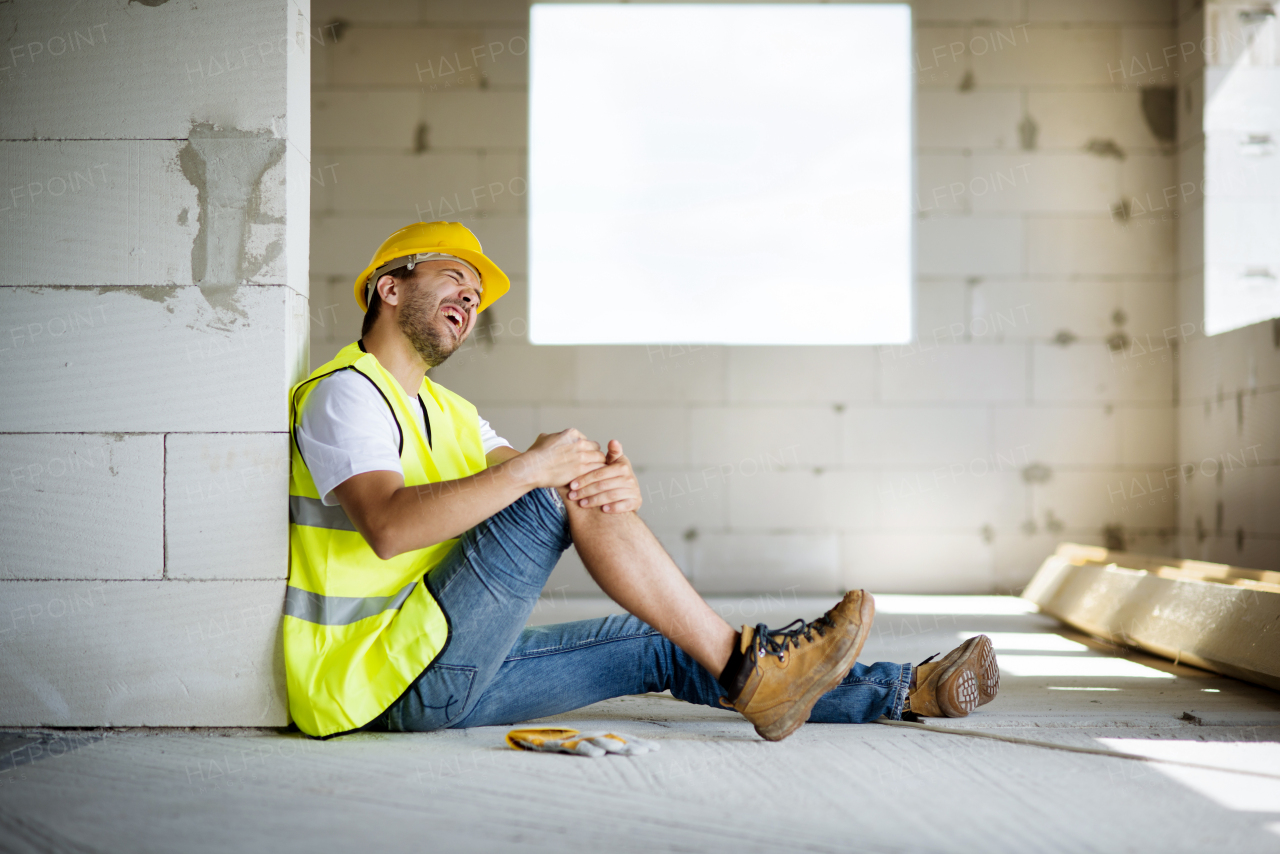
[567,440,641,513]
[508,429,606,491]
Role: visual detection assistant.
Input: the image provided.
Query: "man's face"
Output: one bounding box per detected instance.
[391,261,482,368]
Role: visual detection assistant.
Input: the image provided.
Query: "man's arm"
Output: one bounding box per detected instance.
[485,445,521,467]
[333,429,604,560]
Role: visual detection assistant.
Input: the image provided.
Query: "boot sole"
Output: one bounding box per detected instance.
[976,634,999,706]
[755,592,876,742]
[935,636,985,717]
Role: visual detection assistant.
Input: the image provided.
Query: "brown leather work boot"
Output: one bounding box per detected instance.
[907,634,999,718]
[726,590,875,742]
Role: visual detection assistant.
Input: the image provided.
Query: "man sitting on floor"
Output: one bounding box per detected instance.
[284,221,1000,739]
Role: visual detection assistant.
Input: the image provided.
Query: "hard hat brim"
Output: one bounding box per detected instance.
[352,246,510,314]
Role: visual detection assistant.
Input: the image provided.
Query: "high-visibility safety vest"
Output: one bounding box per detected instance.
[284,341,489,738]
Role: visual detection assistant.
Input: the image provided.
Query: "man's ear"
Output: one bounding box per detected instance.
[376,273,401,307]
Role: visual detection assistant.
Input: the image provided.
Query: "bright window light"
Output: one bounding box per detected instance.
[963,632,1089,652]
[528,3,913,345]
[1098,740,1280,812]
[1202,14,1280,336]
[998,655,1175,679]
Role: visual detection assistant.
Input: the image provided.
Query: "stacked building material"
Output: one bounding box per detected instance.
[1023,543,1280,691]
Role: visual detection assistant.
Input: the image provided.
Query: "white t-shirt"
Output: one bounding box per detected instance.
[296,369,512,506]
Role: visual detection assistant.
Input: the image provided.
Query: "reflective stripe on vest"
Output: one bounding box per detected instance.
[289,495,357,532]
[283,581,418,626]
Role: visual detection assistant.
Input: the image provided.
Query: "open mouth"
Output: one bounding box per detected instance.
[440,304,466,334]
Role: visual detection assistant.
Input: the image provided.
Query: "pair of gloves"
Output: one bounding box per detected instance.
[506,727,660,758]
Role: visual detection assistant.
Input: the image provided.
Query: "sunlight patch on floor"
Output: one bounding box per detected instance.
[999,655,1175,679]
[961,632,1089,652]
[874,595,1039,616]
[1098,740,1280,813]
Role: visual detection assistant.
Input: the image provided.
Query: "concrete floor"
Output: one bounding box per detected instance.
[2,595,1279,853]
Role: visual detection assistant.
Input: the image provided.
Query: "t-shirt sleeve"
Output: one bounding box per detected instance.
[296,370,404,506]
[478,414,512,455]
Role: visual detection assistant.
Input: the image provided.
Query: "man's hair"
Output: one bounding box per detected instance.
[361,266,415,338]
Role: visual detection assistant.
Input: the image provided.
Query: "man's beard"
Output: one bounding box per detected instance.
[397,287,462,368]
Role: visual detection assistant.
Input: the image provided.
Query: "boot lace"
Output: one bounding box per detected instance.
[751,614,836,662]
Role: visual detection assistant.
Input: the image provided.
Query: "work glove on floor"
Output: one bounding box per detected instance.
[505,727,660,757]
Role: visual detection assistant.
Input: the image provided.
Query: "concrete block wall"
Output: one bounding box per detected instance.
[309,0,1191,595]
[1174,0,1280,570]
[1177,319,1280,569]
[0,1,310,725]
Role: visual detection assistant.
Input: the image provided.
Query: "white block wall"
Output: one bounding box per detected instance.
[0,0,310,725]
[310,0,1193,595]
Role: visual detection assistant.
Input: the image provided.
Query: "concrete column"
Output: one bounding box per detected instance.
[0,0,311,725]
[1176,2,1208,334]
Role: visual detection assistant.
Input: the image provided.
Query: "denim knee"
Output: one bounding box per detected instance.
[475,487,569,548]
[516,486,571,546]
[441,487,572,601]
[541,486,568,520]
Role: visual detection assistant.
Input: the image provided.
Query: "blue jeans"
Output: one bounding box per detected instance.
[371,488,911,732]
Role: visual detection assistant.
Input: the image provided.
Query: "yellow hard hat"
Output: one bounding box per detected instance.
[353,221,510,313]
